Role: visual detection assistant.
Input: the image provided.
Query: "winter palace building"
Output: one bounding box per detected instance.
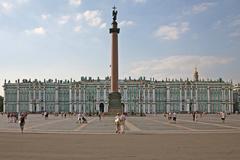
[3,69,234,114]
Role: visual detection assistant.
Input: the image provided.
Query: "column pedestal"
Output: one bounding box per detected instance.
[108,92,122,115]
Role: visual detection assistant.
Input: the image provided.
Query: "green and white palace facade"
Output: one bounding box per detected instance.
[3,72,234,114]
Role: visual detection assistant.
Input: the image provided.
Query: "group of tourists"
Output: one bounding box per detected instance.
[77,113,88,123]
[114,113,127,134]
[163,112,177,123]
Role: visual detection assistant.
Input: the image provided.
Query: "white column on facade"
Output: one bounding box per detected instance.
[107,87,111,112]
[16,85,20,113]
[38,88,41,112]
[138,86,141,113]
[103,86,106,102]
[33,87,36,112]
[207,86,211,113]
[229,88,232,113]
[55,86,59,113]
[179,87,182,112]
[3,87,6,112]
[69,86,72,112]
[43,87,46,111]
[221,88,224,111]
[167,86,170,113]
[96,86,100,111]
[83,87,86,113]
[29,87,32,112]
[74,87,77,112]
[184,87,187,112]
[79,88,81,113]
[195,87,198,112]
[147,87,150,113]
[152,87,156,113]
[231,88,233,113]
[143,88,146,113]
[190,86,193,112]
[124,86,128,112]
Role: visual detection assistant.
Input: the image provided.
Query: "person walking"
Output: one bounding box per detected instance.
[168,112,172,121]
[98,112,102,121]
[173,112,177,123]
[114,113,121,134]
[19,114,26,134]
[119,113,126,134]
[220,111,226,123]
[77,113,82,123]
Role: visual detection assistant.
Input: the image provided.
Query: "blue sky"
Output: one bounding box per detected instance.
[0,0,240,96]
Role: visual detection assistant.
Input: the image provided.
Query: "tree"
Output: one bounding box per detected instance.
[0,96,3,112]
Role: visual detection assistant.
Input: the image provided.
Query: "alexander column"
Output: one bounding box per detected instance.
[108,6,122,114]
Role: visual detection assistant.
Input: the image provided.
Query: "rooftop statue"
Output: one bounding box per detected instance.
[112,6,117,22]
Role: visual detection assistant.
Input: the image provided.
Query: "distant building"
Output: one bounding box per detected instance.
[233,83,240,112]
[3,69,234,113]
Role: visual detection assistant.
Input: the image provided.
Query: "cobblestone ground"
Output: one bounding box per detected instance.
[1,113,240,134]
[0,114,240,160]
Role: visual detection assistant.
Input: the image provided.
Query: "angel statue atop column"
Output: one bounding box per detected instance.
[112,6,118,22]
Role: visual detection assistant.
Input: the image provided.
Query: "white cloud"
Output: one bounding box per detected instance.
[74,26,82,32]
[69,0,82,6]
[192,2,215,14]
[133,0,146,3]
[58,15,71,25]
[75,13,82,21]
[155,22,189,40]
[41,14,50,20]
[0,2,13,14]
[100,23,106,28]
[127,55,233,80]
[229,15,240,38]
[83,10,106,28]
[119,20,135,27]
[25,27,46,35]
[229,30,240,37]
[17,0,29,4]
